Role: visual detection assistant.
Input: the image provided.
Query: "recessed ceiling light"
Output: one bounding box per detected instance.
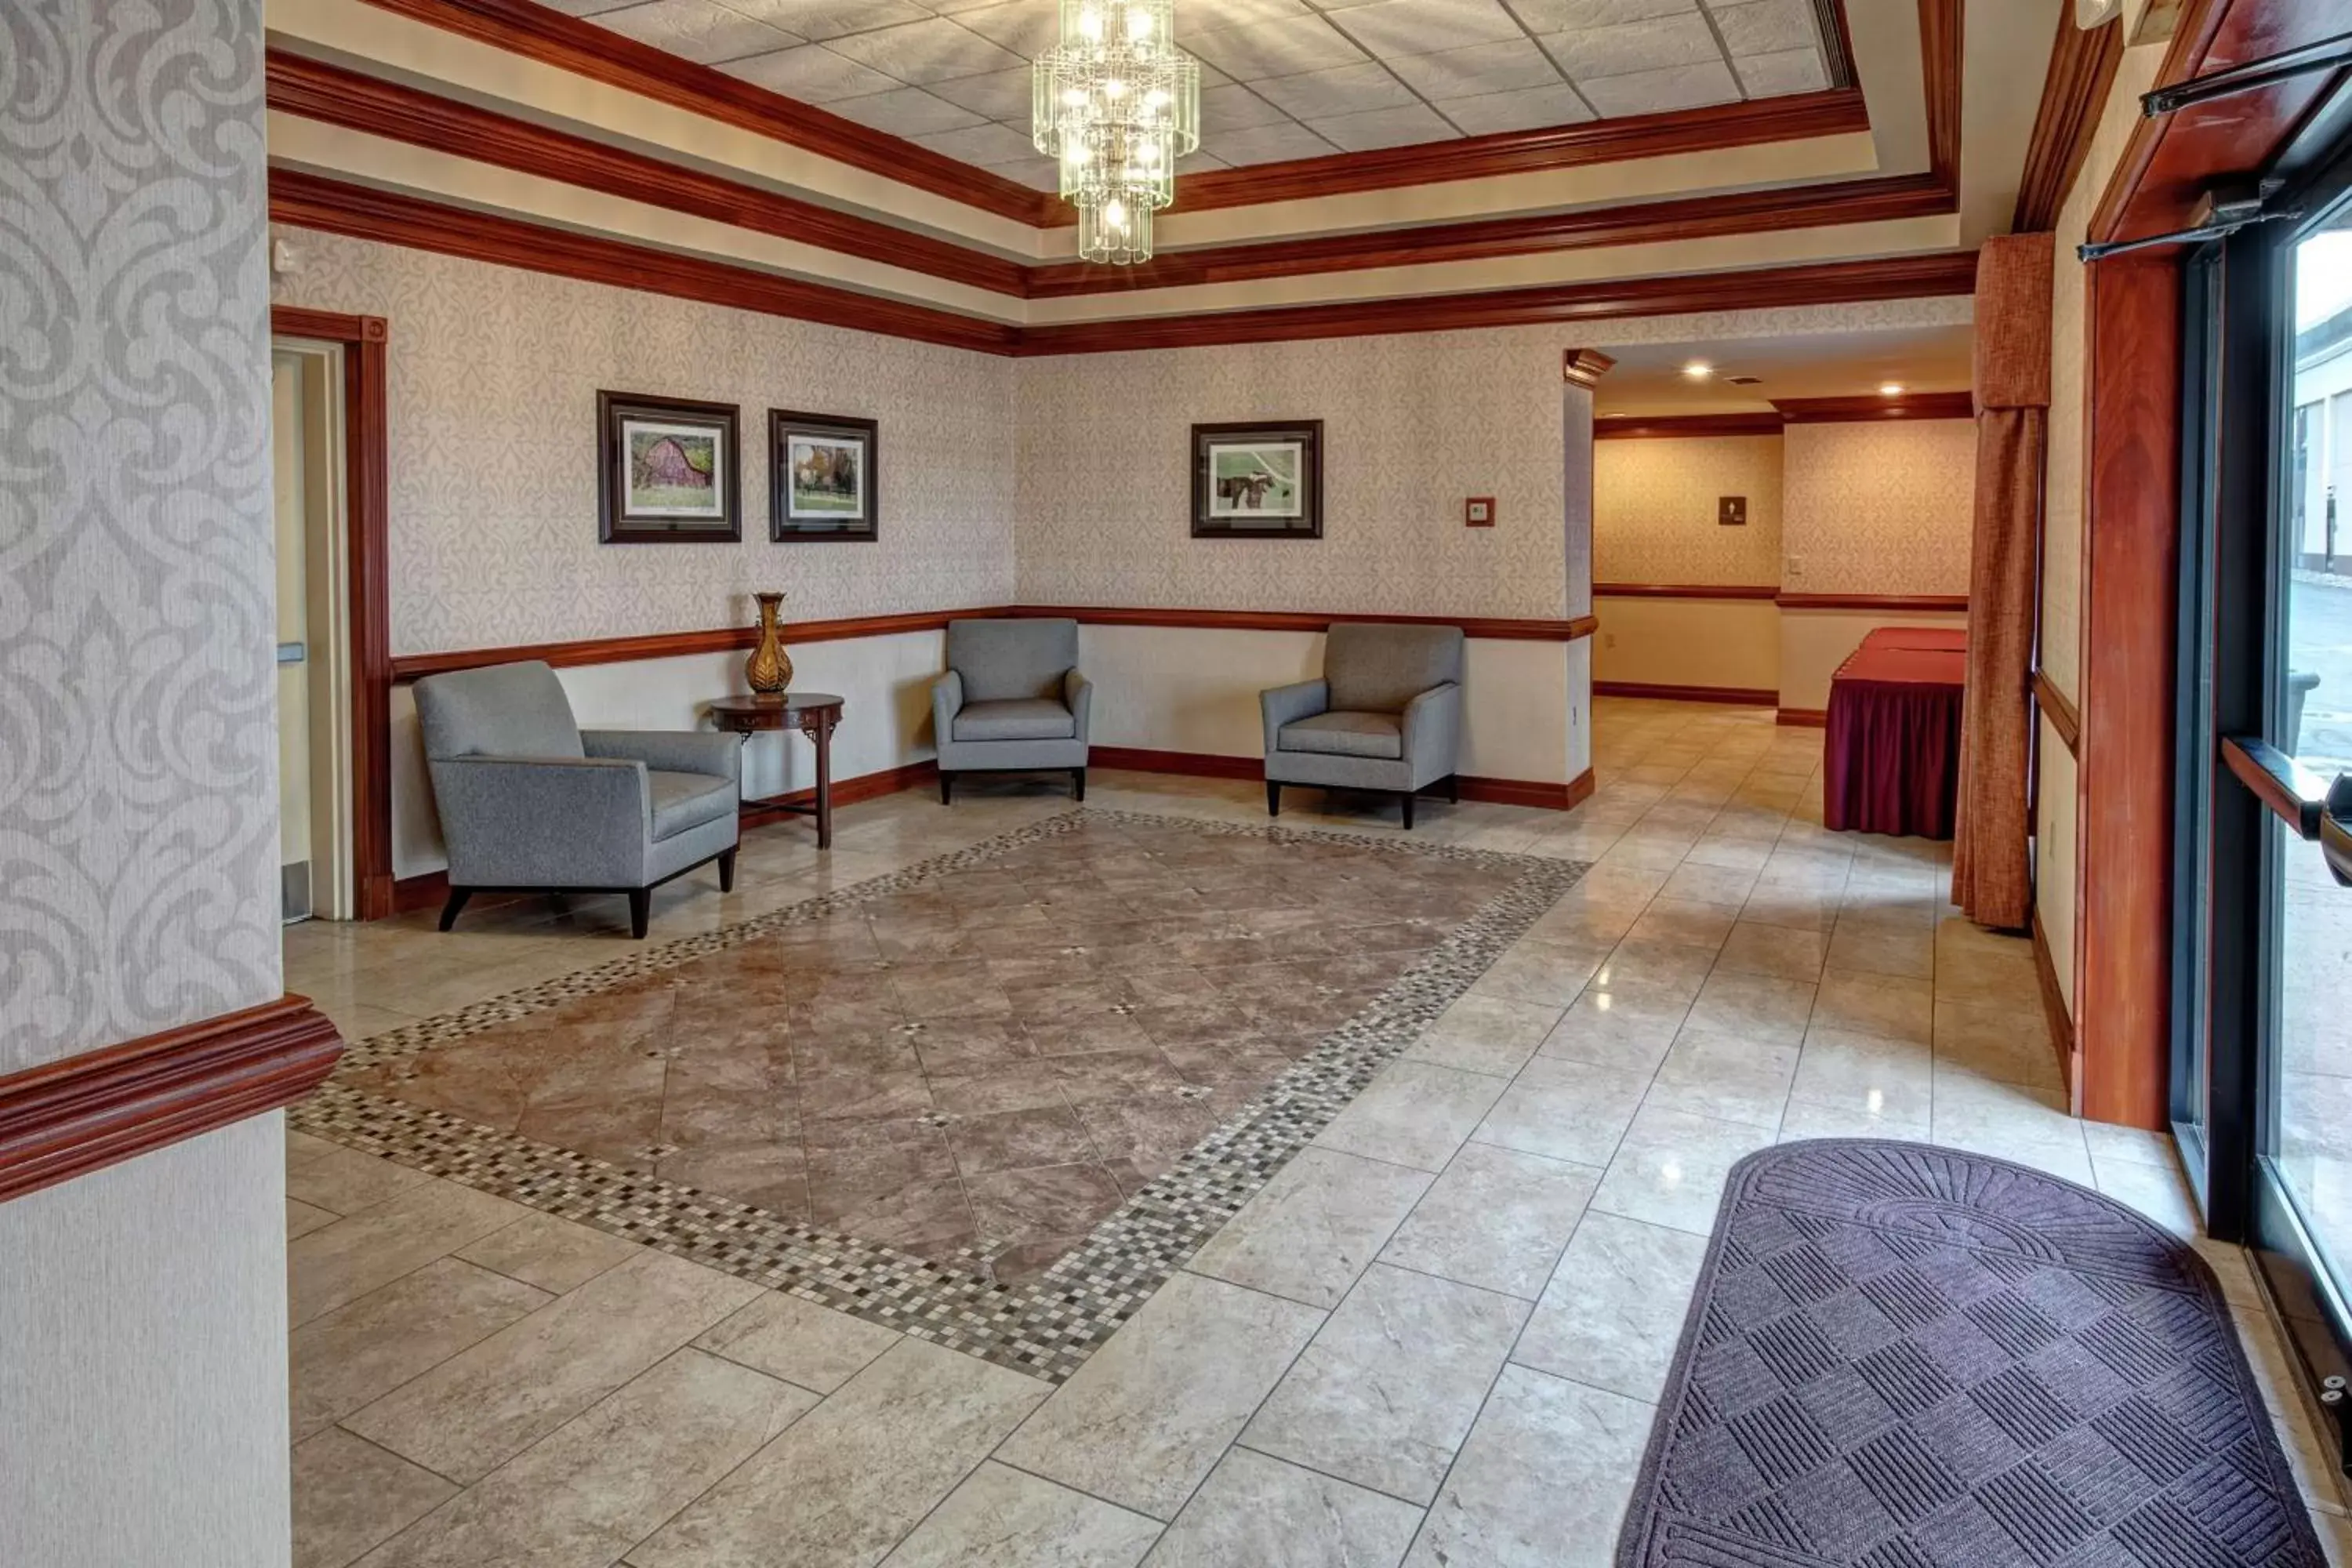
[1879,382,1906,396]
[1682,361,1714,380]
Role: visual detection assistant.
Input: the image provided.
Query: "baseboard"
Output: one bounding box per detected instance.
[739,759,938,826]
[1776,707,1828,728]
[2031,909,2079,1105]
[1092,746,1593,811]
[1593,681,1779,706]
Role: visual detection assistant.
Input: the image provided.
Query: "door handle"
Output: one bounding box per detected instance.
[2323,774,2352,886]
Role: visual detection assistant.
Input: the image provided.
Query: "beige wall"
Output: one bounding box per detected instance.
[1779,608,1973,712]
[1592,597,1782,694]
[1782,419,1976,597]
[1594,435,1784,587]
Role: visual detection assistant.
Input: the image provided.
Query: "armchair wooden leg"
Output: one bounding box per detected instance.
[1400,792,1416,831]
[1266,780,1281,817]
[939,771,954,804]
[1072,768,1087,802]
[717,848,738,893]
[437,888,472,932]
[1446,774,1460,804]
[627,889,652,940]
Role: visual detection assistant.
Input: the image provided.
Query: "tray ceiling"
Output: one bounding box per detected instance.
[552,0,1838,187]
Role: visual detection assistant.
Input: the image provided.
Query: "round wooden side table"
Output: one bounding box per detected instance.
[709,692,845,850]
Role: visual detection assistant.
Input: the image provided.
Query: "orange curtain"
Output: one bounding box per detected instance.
[1951,234,2054,930]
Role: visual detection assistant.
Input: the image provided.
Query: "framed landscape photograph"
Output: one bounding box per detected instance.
[771,409,879,543]
[1191,420,1322,539]
[597,391,741,543]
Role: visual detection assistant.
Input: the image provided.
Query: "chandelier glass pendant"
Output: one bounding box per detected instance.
[1033,0,1200,264]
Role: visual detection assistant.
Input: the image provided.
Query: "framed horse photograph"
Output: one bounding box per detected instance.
[1191,420,1322,539]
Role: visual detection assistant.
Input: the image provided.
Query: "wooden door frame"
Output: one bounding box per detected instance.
[270,306,394,919]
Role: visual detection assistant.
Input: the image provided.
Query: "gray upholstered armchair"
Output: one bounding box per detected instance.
[413,661,740,938]
[1262,622,1465,829]
[932,617,1092,802]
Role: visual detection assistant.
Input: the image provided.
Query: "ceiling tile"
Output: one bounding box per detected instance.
[912,120,1044,164]
[1501,0,1691,31]
[991,154,1065,188]
[1329,0,1525,57]
[1179,149,1232,169]
[538,0,644,15]
[1305,101,1458,149]
[826,85,991,135]
[1185,14,1367,80]
[929,64,1037,118]
[1439,79,1595,132]
[825,17,1025,84]
[1704,0,1817,56]
[951,1,1064,60]
[1574,56,1740,114]
[1250,59,1415,118]
[1733,45,1824,96]
[1200,81,1294,131]
[1184,0,1317,29]
[1540,11,1717,79]
[1208,118,1342,163]
[1385,38,1561,100]
[717,0,927,43]
[593,0,800,62]
[723,43,903,99]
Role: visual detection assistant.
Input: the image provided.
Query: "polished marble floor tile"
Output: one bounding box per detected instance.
[1143,1446,1421,1568]
[692,1287,902,1395]
[293,1428,454,1568]
[1510,1212,1708,1401]
[882,1461,1160,1568]
[1187,1145,1432,1308]
[1377,1141,1599,1299]
[292,1258,551,1441]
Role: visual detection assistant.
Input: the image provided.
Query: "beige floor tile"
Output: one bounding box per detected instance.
[1467,940,1610,1011]
[1824,919,1935,982]
[1645,1029,1799,1130]
[1625,898,1737,951]
[456,1212,642,1295]
[2092,1155,2201,1238]
[289,1198,339,1240]
[693,1289,902,1395]
[294,1428,456,1568]
[1810,967,1933,1045]
[1788,1025,1934,1127]
[1377,1142,1599,1300]
[883,1462,1160,1568]
[1243,1262,1526,1504]
[1588,938,1719,1001]
[1313,1061,1507,1173]
[1592,1105,1775,1234]
[633,1338,1047,1568]
[1474,1056,1651,1167]
[1777,1098,1932,1141]
[346,1250,762,1483]
[1404,994,1565,1078]
[1657,861,1760,909]
[356,1348,811,1568]
[1933,998,2062,1091]
[997,1272,1323,1521]
[1714,921,1828,982]
[1738,884,1842,934]
[1682,968,1817,1045]
[1534,984,1690,1076]
[1402,1364,1651,1568]
[1190,1147,1432,1308]
[292,1258,551,1440]
[1142,1447,1418,1568]
[1512,1212,1708,1401]
[291,1179,533,1327]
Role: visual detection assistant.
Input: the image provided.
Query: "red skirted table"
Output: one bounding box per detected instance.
[1824,641,1967,838]
[1857,626,1967,654]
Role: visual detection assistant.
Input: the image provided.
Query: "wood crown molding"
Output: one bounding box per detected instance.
[2033,667,2081,754]
[0,996,343,1205]
[1592,583,1781,599]
[1007,604,1599,641]
[1918,0,1964,190]
[1772,391,1975,421]
[2012,11,2125,231]
[346,0,1054,226]
[1562,349,1617,388]
[1594,412,1788,439]
[1773,592,1969,611]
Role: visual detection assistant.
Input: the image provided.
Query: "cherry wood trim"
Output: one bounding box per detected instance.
[1593,681,1781,705]
[1561,348,1617,389]
[345,0,1053,226]
[1592,583,1782,600]
[1006,604,1599,641]
[1773,592,1969,611]
[740,760,939,830]
[2074,252,2180,1131]
[2222,735,2328,840]
[1017,251,1981,355]
[1918,0,1964,190]
[2032,909,2079,1099]
[267,52,1029,299]
[387,606,1003,682]
[2013,12,2126,231]
[273,305,397,922]
[0,997,343,1205]
[1771,391,1976,422]
[271,171,1020,356]
[2033,667,2082,756]
[1164,90,1870,216]
[1594,412,1788,439]
[1777,707,1829,727]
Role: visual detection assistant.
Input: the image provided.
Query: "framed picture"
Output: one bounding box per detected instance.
[771,409,879,542]
[597,390,741,543]
[1191,420,1323,539]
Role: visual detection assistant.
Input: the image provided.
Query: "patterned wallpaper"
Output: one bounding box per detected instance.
[1595,436,1784,586]
[0,0,281,1070]
[269,229,1020,655]
[1781,420,1977,597]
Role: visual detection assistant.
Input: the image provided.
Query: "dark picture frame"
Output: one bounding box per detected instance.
[597,390,741,543]
[1191,419,1323,539]
[770,409,880,543]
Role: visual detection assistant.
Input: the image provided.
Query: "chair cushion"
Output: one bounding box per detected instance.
[1279,710,1403,760]
[648,769,735,840]
[947,618,1078,702]
[953,698,1076,742]
[414,660,585,761]
[1324,622,1465,714]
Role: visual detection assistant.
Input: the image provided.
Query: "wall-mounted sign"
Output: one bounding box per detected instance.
[1718,495,1748,527]
[1465,497,1495,528]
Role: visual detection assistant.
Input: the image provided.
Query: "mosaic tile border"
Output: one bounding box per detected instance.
[294,808,1588,1381]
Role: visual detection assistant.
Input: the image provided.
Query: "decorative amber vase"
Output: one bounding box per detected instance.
[746,591,793,695]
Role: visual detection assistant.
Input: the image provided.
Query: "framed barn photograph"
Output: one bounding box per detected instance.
[1191,420,1322,539]
[771,409,879,543]
[597,390,741,543]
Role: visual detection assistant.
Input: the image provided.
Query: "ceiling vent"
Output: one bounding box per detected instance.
[1725,375,1764,386]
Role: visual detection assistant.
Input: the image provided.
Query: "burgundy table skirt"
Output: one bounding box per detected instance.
[1824,644,1966,839]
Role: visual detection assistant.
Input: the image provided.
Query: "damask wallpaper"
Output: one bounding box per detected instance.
[1781,420,1977,597]
[0,0,281,1070]
[268,228,1019,655]
[1595,435,1784,586]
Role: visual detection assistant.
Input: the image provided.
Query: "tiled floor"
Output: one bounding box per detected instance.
[284,699,2352,1568]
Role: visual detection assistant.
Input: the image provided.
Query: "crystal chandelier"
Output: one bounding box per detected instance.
[1033,0,1200,264]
